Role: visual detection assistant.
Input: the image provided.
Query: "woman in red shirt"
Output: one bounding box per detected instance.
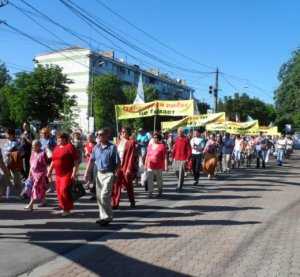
[145,132,167,198]
[84,134,96,162]
[48,133,79,216]
[112,127,137,209]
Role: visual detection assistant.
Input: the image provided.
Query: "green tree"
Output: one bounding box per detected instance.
[275,49,300,130]
[218,93,276,125]
[0,62,13,127]
[6,64,75,127]
[91,74,126,130]
[197,102,210,114]
[0,62,11,88]
[61,95,79,133]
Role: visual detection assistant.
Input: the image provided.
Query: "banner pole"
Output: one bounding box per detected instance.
[115,106,119,137]
[153,115,157,132]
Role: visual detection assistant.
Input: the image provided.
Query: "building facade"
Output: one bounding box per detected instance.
[35,46,194,132]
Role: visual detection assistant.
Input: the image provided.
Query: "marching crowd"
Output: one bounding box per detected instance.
[0,122,294,226]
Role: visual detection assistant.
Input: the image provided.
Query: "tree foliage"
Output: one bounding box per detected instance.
[91,74,126,130]
[197,102,210,114]
[91,76,161,131]
[3,65,75,127]
[275,49,300,130]
[218,93,276,125]
[0,62,13,127]
[61,95,79,133]
[0,62,11,88]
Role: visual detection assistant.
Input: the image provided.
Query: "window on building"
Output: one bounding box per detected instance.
[119,67,126,74]
[134,72,139,83]
[149,77,156,84]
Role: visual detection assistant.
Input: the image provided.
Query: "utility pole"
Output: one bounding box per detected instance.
[208,68,219,113]
[214,68,219,113]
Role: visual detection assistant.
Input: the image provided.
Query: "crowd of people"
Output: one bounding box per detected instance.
[0,123,294,226]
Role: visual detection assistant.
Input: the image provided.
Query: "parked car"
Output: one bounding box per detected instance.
[293,133,300,149]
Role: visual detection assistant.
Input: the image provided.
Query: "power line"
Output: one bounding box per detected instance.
[221,72,274,97]
[94,0,216,71]
[9,0,274,101]
[15,0,212,89]
[84,3,184,68]
[59,0,214,75]
[18,0,183,79]
[0,20,95,71]
[221,73,239,92]
[220,73,274,100]
[95,0,278,101]
[6,62,32,72]
[10,1,71,48]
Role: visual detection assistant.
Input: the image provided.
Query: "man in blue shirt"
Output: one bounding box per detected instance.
[84,128,120,226]
[222,133,235,173]
[136,128,151,188]
[136,128,151,157]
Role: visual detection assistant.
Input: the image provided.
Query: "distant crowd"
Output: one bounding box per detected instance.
[0,122,294,226]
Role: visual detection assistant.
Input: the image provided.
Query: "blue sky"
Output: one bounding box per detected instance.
[1,0,299,105]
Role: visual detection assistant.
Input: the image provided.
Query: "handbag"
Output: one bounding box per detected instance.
[69,180,86,201]
[20,178,33,199]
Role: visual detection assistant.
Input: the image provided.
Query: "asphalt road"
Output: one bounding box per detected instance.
[1,152,300,277]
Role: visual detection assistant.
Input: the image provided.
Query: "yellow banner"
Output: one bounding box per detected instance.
[206,120,259,135]
[161,112,225,131]
[206,122,227,132]
[243,126,260,136]
[225,120,259,135]
[259,126,279,136]
[115,100,194,120]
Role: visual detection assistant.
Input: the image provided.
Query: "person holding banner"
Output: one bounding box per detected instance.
[203,134,218,179]
[172,127,191,191]
[112,127,137,208]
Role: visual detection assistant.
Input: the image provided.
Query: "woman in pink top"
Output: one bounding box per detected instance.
[145,132,167,198]
[24,140,48,211]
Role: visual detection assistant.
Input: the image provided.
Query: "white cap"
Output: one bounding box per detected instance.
[51,129,57,136]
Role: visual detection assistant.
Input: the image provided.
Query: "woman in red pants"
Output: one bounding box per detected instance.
[112,127,137,209]
[48,133,79,216]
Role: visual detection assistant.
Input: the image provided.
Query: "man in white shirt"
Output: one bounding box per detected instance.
[233,134,243,168]
[276,134,287,166]
[190,130,206,185]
